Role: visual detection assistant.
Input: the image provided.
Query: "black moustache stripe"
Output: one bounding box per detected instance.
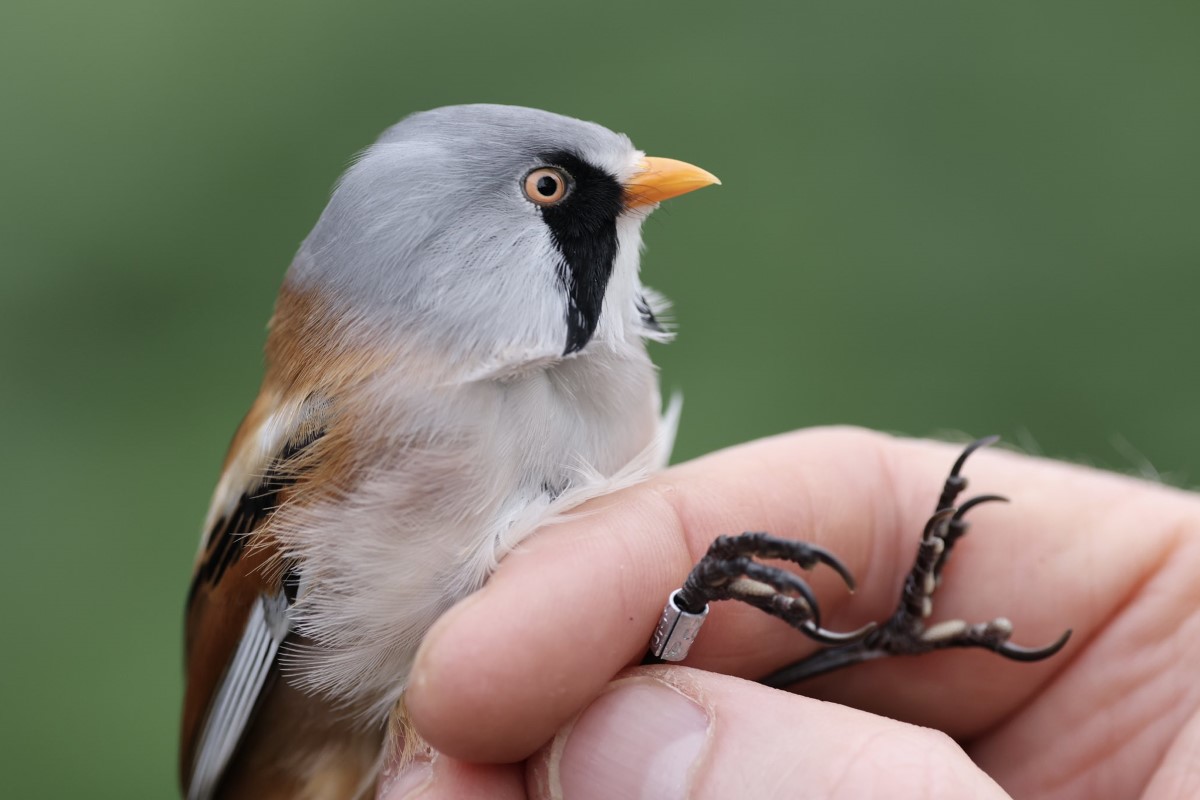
[536,150,625,355]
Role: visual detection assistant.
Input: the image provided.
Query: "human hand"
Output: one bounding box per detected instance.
[384,428,1200,798]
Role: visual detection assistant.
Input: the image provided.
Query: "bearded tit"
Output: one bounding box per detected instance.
[181,104,719,799]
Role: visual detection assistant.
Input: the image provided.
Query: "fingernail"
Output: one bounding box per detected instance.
[553,678,709,800]
[378,755,433,799]
[409,592,483,695]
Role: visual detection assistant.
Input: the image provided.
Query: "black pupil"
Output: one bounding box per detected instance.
[536,174,559,197]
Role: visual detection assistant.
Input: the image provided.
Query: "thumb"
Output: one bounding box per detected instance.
[528,666,1010,800]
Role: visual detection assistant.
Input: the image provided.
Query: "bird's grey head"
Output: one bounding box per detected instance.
[287,104,716,375]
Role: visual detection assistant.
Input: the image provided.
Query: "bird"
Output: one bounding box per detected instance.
[180,103,720,799]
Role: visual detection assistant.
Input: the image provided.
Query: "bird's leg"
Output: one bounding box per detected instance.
[645,436,1072,681]
[645,533,874,664]
[757,436,1072,687]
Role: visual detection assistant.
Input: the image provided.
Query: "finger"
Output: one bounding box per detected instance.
[406,427,1194,762]
[1141,708,1200,800]
[527,666,1009,800]
[968,521,1200,796]
[377,751,525,800]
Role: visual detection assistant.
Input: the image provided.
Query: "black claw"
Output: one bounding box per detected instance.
[938,495,1010,581]
[954,494,1009,521]
[995,629,1073,662]
[951,435,1000,478]
[801,620,877,646]
[922,507,956,539]
[791,581,821,626]
[812,546,857,592]
[938,436,1000,511]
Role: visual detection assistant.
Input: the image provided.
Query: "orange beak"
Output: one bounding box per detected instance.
[624,157,721,209]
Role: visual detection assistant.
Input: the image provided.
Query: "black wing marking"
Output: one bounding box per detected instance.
[182,414,325,798]
[186,425,324,610]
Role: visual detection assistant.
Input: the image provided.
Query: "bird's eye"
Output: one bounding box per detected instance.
[523,167,569,205]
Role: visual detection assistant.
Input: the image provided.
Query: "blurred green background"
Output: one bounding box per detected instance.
[2,0,1197,795]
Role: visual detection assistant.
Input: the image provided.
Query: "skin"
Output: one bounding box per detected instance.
[380,427,1200,798]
